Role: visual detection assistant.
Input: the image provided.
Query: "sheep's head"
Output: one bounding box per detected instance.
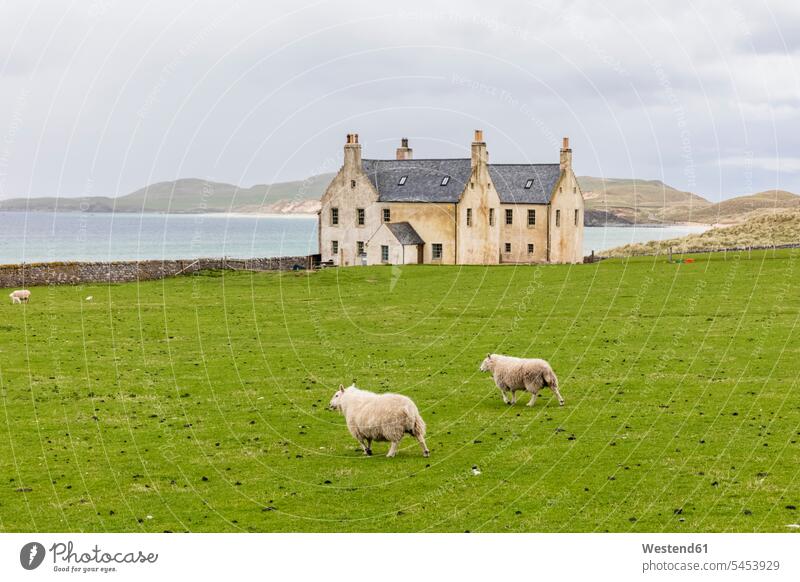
[479,354,495,372]
[329,385,346,411]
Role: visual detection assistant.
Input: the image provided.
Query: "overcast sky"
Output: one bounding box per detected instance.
[0,0,798,201]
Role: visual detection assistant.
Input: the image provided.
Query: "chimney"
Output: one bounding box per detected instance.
[344,133,362,170]
[471,129,487,168]
[396,137,413,160]
[559,136,572,172]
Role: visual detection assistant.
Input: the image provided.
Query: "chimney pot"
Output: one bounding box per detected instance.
[396,137,413,160]
[471,130,487,167]
[562,136,570,150]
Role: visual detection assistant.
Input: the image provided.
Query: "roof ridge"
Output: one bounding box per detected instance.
[489,163,559,167]
[362,158,471,162]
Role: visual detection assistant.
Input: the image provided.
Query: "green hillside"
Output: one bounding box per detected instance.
[667,190,800,225]
[2,252,799,532]
[604,208,800,256]
[0,174,335,214]
[578,176,711,224]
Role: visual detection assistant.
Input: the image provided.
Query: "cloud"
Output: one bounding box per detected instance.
[0,0,798,199]
[720,156,800,173]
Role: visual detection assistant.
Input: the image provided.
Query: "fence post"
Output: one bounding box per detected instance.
[668,246,672,263]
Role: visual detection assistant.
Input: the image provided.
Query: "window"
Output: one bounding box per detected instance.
[398,176,407,186]
[573,186,577,193]
[527,209,536,226]
[432,243,443,260]
[330,207,339,226]
[382,208,391,223]
[524,179,534,189]
[350,179,356,189]
[556,209,561,227]
[505,208,513,225]
[357,241,365,256]
[331,240,339,255]
[356,208,365,226]
[528,243,534,254]
[489,208,495,226]
[574,209,579,226]
[466,208,472,227]
[441,176,450,186]
[504,243,512,253]
[381,245,389,262]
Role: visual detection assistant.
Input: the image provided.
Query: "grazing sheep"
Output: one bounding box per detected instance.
[329,384,429,458]
[479,353,564,407]
[9,290,31,304]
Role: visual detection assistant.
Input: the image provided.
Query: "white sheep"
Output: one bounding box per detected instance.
[329,384,429,457]
[9,290,31,304]
[479,353,564,407]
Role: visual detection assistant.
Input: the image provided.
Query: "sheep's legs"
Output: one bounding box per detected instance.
[415,434,430,457]
[497,385,510,405]
[359,438,372,456]
[551,385,565,406]
[526,386,540,407]
[510,390,518,405]
[387,441,399,458]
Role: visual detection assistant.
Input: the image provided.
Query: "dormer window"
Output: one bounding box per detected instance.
[441,176,450,186]
[524,179,534,189]
[398,176,407,186]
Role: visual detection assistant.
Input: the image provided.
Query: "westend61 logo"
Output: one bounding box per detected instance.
[19,541,158,574]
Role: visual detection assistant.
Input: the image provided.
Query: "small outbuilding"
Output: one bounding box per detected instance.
[366,222,424,265]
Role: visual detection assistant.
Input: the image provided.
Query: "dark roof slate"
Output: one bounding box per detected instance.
[489,164,561,204]
[385,222,424,245]
[361,159,560,204]
[361,159,471,203]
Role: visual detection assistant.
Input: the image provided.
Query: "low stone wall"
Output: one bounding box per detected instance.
[0,255,316,288]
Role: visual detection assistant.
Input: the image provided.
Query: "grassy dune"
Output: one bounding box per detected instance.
[604,209,800,256]
[672,190,800,225]
[1,253,799,532]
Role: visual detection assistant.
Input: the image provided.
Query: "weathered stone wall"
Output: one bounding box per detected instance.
[0,256,316,288]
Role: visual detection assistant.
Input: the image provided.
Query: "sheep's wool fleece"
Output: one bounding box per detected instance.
[339,388,425,442]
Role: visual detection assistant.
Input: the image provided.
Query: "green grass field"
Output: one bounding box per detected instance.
[1,250,799,532]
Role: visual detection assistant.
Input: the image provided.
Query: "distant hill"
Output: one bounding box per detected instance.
[577,176,711,224]
[0,174,335,214]
[664,190,800,224]
[602,208,800,256]
[2,172,796,228]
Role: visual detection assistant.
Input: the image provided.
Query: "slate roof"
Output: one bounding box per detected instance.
[361,159,561,204]
[361,159,471,203]
[385,222,424,245]
[489,164,561,204]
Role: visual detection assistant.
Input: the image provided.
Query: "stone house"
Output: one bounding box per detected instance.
[318,130,584,266]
